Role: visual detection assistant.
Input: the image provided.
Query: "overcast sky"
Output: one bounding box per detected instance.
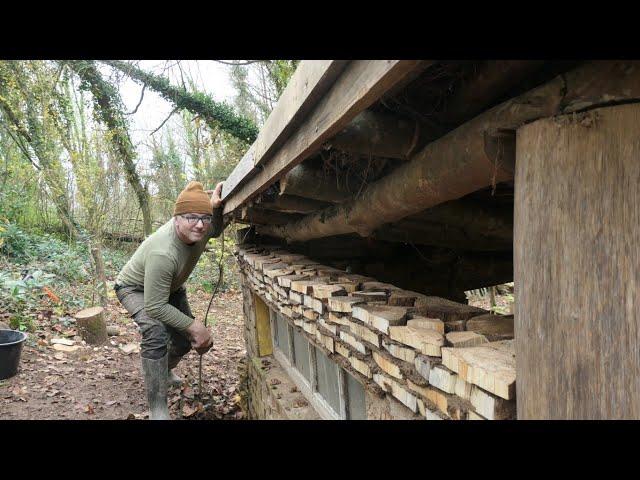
[100,60,239,162]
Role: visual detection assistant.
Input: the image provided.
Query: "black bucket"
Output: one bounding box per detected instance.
[0,329,28,380]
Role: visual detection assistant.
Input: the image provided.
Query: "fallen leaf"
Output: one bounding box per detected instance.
[293,398,308,408]
[52,344,79,352]
[85,404,95,414]
[182,404,197,417]
[43,286,61,304]
[119,343,140,355]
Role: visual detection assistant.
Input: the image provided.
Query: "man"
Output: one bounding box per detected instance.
[114,181,225,420]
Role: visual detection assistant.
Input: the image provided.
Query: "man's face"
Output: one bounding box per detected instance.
[175,213,212,243]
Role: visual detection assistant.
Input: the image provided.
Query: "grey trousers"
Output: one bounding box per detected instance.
[115,285,193,368]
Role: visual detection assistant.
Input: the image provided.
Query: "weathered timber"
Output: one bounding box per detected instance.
[466,314,514,341]
[259,61,640,242]
[255,194,332,214]
[428,365,458,394]
[469,386,516,420]
[445,331,488,348]
[328,296,365,313]
[223,60,423,214]
[278,163,352,203]
[406,316,445,334]
[312,284,347,299]
[239,207,304,225]
[253,61,349,167]
[410,296,488,324]
[372,351,404,379]
[382,338,416,364]
[388,325,444,356]
[441,340,515,400]
[328,110,430,159]
[515,102,640,419]
[352,305,408,334]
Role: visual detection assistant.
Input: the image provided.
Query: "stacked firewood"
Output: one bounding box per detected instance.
[236,245,516,420]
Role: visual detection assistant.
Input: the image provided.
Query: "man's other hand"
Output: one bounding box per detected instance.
[186,320,213,353]
[206,182,224,210]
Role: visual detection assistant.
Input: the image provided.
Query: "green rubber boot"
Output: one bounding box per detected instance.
[141,354,171,420]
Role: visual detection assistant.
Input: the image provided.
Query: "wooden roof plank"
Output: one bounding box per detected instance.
[253,60,349,167]
[223,60,423,215]
[221,60,347,201]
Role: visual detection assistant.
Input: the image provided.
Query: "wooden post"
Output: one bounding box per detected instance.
[515,103,640,419]
[75,306,108,345]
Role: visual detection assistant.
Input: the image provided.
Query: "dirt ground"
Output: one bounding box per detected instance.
[0,289,246,420]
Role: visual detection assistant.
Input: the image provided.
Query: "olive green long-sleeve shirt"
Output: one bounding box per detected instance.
[116,209,223,330]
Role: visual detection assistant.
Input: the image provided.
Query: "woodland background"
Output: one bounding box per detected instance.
[0,60,299,332]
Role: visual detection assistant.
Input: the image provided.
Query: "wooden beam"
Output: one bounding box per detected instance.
[223,60,424,214]
[253,60,349,167]
[239,207,304,225]
[515,102,640,419]
[328,110,428,159]
[221,144,255,200]
[259,61,640,242]
[255,193,331,214]
[279,163,352,203]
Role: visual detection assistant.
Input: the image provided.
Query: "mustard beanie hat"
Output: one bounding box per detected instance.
[173,181,212,216]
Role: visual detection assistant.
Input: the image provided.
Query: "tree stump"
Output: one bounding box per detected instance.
[75,307,108,345]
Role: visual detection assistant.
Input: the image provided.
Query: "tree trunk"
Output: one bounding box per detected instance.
[90,244,107,307]
[279,163,352,203]
[75,307,108,345]
[66,60,153,237]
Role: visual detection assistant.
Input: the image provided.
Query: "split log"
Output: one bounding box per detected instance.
[428,365,458,394]
[312,284,347,299]
[406,316,444,334]
[372,351,404,379]
[259,61,640,242]
[469,386,516,420]
[351,305,408,334]
[466,314,514,341]
[345,318,382,348]
[445,331,488,348]
[388,325,444,356]
[441,340,516,400]
[75,307,108,345]
[410,296,488,325]
[349,291,388,303]
[382,338,416,364]
[327,296,365,313]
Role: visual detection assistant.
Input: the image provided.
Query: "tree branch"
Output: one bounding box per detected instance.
[101,60,258,143]
[150,106,179,135]
[214,60,263,66]
[127,83,146,115]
